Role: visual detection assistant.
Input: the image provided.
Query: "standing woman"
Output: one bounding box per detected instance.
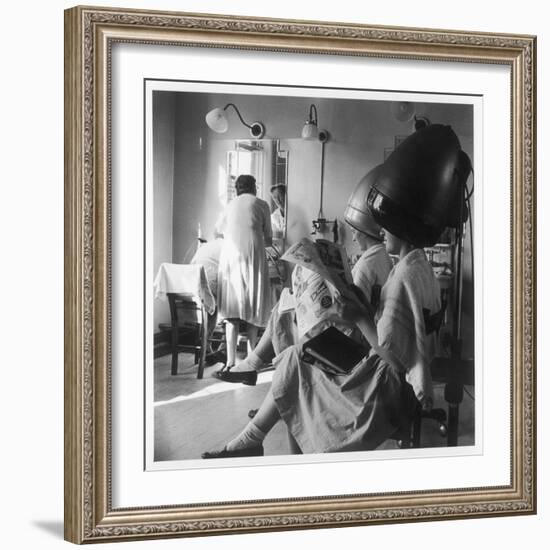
[215,174,273,382]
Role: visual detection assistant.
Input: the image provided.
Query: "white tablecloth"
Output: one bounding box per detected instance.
[153,263,216,315]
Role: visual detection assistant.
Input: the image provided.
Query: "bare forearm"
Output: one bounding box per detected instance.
[337,288,407,373]
[355,317,406,373]
[355,317,378,350]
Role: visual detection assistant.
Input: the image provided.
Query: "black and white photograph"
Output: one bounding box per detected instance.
[147,84,477,467]
[59,2,538,544]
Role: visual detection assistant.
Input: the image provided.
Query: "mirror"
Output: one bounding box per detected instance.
[226,139,289,248]
[225,139,289,298]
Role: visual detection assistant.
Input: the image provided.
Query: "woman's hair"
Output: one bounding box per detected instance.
[270,184,286,196]
[270,184,286,210]
[235,174,257,196]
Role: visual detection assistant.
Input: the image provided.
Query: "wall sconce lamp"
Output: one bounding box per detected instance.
[390,101,416,122]
[301,104,330,143]
[311,130,336,239]
[301,104,319,140]
[413,115,431,131]
[390,101,431,133]
[205,103,266,138]
[302,103,335,239]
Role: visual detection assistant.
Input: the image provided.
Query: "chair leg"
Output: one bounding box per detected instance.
[288,431,303,454]
[170,326,179,376]
[412,414,422,448]
[168,294,179,376]
[197,305,208,379]
[171,351,178,376]
[447,403,460,446]
[197,355,205,379]
[197,356,205,379]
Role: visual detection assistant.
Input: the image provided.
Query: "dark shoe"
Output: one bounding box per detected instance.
[205,349,227,366]
[202,445,264,459]
[248,408,258,419]
[215,367,258,386]
[212,363,234,377]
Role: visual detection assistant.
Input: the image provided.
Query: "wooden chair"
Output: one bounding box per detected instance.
[391,381,448,448]
[160,293,208,379]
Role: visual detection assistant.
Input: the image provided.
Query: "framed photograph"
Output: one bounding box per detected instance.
[64,5,536,544]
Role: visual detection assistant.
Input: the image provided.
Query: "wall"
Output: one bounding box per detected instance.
[3,2,546,550]
[172,93,212,263]
[171,92,473,243]
[152,91,176,328]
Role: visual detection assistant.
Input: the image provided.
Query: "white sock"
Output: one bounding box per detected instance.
[230,351,265,373]
[226,422,266,451]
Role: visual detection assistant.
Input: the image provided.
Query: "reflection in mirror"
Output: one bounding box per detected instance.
[225,140,288,239]
[226,140,289,300]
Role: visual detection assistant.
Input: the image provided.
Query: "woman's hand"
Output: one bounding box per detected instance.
[335,285,381,353]
[335,291,369,324]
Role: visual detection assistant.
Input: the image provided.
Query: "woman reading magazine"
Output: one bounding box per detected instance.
[202,124,470,457]
[202,227,440,457]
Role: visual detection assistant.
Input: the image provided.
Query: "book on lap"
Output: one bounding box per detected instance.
[301,326,369,376]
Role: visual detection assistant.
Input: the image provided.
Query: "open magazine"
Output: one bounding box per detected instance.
[280,237,357,336]
[280,238,369,374]
[281,237,353,293]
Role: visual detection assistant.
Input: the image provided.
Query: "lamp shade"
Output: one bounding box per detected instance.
[205,108,229,133]
[390,101,415,122]
[301,121,319,140]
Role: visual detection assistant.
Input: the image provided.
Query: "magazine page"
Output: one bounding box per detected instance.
[278,287,297,313]
[291,266,342,338]
[281,238,352,293]
[314,238,354,289]
[281,238,332,279]
[282,238,360,338]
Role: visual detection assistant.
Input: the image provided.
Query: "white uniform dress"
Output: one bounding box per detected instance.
[271,248,441,453]
[216,193,273,327]
[351,243,394,307]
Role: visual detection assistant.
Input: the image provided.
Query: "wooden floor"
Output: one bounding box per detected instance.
[153,352,476,462]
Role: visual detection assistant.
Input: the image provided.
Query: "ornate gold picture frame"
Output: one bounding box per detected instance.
[64,5,536,544]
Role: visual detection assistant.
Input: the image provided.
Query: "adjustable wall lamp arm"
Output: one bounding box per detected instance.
[222,103,266,138]
[308,104,318,125]
[223,103,254,131]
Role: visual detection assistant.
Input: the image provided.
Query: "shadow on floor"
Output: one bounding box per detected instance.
[32,520,64,539]
[154,353,224,402]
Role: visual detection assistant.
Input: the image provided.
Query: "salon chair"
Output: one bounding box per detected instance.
[390,382,448,449]
[159,293,208,378]
[391,303,449,448]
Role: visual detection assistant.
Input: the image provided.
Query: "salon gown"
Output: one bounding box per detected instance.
[216,193,273,327]
[351,243,394,308]
[271,248,441,453]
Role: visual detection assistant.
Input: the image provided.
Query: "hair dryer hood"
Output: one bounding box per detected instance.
[344,165,385,241]
[367,124,471,247]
